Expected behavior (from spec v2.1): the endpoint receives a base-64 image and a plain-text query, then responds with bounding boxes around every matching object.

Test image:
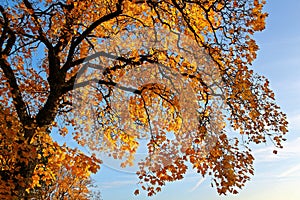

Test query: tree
[0,105,101,199]
[29,150,103,200]
[0,0,288,198]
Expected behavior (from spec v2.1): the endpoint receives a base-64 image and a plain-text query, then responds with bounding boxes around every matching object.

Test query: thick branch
[22,0,63,89]
[64,51,155,73]
[63,0,123,72]
[0,6,32,129]
[63,77,141,95]
[0,59,32,126]
[35,91,62,127]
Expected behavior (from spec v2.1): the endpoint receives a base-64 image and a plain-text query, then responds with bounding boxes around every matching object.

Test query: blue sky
[89,1,300,199]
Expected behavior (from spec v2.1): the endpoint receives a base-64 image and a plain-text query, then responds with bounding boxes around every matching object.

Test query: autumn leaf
[0,0,288,198]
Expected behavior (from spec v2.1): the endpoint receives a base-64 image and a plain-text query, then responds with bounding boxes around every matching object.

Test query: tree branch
[62,77,141,95]
[64,0,123,72]
[0,6,32,129]
[23,0,53,49]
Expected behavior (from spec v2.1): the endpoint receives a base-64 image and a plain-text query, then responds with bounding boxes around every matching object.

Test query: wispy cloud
[99,180,137,189]
[190,177,206,192]
[253,137,300,163]
[277,164,300,178]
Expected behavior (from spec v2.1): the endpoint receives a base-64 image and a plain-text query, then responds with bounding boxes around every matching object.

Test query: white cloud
[278,164,300,178]
[99,180,137,189]
[190,177,206,192]
[253,137,300,163]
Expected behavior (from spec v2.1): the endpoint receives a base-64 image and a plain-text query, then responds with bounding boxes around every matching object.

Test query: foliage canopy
[0,0,287,198]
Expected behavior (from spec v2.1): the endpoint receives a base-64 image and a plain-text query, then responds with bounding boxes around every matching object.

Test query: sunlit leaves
[0,0,288,198]
[0,107,101,198]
